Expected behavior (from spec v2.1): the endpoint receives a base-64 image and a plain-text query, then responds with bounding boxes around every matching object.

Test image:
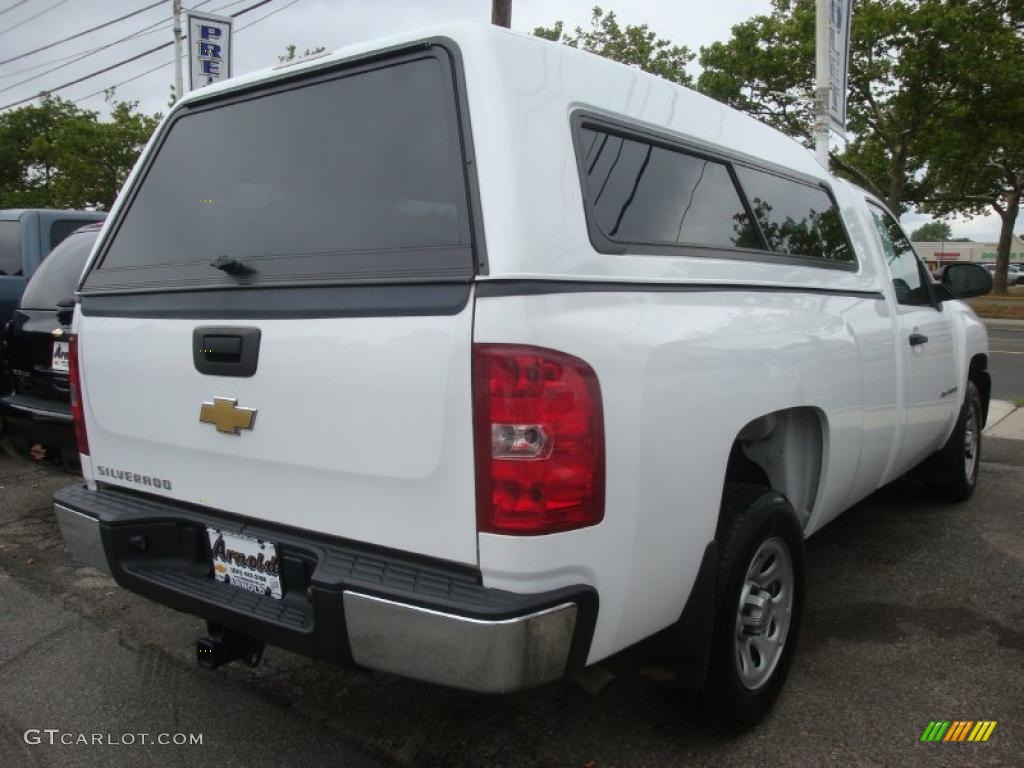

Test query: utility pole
[172,0,184,104]
[491,0,511,28]
[813,0,830,169]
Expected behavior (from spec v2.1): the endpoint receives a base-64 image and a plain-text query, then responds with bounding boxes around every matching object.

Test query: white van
[54,22,992,729]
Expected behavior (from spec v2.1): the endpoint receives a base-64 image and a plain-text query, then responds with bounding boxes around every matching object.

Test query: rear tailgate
[76,45,482,565]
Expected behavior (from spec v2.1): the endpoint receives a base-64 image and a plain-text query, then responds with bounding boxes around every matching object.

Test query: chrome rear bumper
[343,592,577,692]
[53,484,594,693]
[54,503,110,575]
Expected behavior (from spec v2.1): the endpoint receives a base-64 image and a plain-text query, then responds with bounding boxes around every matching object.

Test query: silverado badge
[199,397,257,435]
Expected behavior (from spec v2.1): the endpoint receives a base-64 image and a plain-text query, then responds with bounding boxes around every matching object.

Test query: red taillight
[473,344,604,535]
[68,334,89,456]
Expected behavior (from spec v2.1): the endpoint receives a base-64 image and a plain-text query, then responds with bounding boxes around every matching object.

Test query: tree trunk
[491,0,511,28]
[886,148,907,213]
[993,191,1019,295]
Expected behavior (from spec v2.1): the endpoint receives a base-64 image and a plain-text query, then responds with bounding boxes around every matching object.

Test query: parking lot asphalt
[985,321,1024,401]
[1,440,1022,768]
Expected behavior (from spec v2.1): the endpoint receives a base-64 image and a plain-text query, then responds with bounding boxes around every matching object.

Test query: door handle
[192,326,261,377]
[909,332,929,347]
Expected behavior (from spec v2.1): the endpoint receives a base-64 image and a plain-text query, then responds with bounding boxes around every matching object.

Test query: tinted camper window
[86,51,473,293]
[579,128,759,250]
[734,166,853,264]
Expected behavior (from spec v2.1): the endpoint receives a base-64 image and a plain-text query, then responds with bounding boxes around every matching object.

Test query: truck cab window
[868,203,930,306]
[0,220,23,275]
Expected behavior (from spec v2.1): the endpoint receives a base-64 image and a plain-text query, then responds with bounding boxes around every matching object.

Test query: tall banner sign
[823,0,852,135]
[187,11,232,91]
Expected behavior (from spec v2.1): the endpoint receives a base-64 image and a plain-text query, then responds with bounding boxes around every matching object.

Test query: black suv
[1,223,100,466]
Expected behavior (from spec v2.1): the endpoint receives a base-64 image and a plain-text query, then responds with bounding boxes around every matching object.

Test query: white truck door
[866,202,958,475]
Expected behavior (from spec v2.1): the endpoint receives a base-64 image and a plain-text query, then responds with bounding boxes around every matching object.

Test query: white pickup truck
[53,23,993,729]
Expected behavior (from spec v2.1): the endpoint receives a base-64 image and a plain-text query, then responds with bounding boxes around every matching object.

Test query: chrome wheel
[963,400,980,482]
[734,537,794,690]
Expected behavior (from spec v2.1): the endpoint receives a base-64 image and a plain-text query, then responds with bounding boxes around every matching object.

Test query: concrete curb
[985,400,1023,439]
[980,318,1024,328]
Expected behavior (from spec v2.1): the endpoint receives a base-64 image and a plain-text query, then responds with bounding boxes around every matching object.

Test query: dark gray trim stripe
[474,279,884,300]
[80,283,472,319]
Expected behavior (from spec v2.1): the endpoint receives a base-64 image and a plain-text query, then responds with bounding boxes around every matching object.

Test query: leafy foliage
[0,95,159,210]
[918,1,1024,292]
[698,0,992,214]
[278,44,327,64]
[698,1,816,142]
[910,221,954,242]
[534,7,694,86]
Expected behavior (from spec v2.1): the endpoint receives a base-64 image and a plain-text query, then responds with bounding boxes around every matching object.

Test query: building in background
[913,235,1024,269]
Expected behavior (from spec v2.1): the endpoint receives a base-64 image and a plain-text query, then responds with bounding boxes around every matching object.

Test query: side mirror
[941,263,992,299]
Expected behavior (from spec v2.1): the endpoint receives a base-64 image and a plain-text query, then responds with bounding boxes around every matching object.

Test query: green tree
[699,0,995,214]
[0,95,160,210]
[697,2,816,144]
[53,99,161,210]
[919,4,1024,293]
[534,7,694,86]
[910,221,953,241]
[0,95,83,207]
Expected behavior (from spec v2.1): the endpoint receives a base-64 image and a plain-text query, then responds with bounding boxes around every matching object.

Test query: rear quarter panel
[474,288,892,663]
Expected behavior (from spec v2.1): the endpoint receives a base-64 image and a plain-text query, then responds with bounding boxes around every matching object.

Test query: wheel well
[969,354,991,427]
[722,407,825,531]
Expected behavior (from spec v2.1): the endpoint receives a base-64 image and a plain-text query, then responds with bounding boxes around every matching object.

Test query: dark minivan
[1,223,101,466]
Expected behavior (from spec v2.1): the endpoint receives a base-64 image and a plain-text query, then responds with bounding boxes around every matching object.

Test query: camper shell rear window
[82,45,476,295]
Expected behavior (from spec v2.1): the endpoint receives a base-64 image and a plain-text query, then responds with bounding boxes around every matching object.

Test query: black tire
[688,484,805,731]
[926,380,982,502]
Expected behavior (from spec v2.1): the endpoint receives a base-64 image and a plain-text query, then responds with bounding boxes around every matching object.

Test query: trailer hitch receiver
[197,623,265,670]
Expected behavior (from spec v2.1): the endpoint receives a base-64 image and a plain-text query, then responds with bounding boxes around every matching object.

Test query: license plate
[51,341,69,372]
[207,528,282,600]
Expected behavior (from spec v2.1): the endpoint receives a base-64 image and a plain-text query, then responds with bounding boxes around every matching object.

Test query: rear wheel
[689,484,805,730]
[926,380,982,502]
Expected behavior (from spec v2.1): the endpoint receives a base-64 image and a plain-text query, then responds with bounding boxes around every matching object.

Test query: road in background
[1,441,1022,767]
[985,321,1024,401]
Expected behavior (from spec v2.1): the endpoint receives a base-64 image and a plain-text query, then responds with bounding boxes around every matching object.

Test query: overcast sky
[0,0,1015,240]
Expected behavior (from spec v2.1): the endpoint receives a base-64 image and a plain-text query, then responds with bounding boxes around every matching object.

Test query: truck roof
[116,21,862,287]
[173,21,825,184]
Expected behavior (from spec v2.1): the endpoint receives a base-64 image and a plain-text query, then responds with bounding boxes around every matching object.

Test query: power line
[0,0,71,36]
[73,0,302,105]
[0,0,32,19]
[0,0,241,80]
[74,56,176,105]
[0,13,173,78]
[3,41,173,110]
[1,0,284,110]
[0,0,165,66]
[0,1,223,91]
[236,0,300,32]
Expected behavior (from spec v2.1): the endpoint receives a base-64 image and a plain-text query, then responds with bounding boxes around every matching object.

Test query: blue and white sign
[825,0,852,133]
[187,11,232,91]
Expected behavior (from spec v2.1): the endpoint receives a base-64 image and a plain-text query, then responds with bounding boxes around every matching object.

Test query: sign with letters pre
[187,11,232,91]
[825,0,852,134]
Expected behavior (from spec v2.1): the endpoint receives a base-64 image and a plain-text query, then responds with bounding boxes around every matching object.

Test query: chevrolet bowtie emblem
[199,397,257,435]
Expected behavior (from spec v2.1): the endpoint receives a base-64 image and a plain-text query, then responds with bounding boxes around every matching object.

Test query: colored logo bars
[920,721,997,742]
